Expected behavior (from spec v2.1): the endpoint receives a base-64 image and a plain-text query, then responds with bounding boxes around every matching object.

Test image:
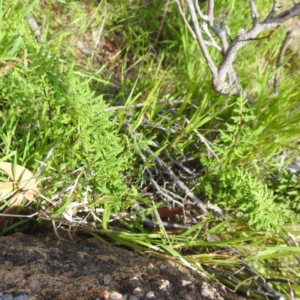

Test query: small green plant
[199,96,293,232]
[267,168,300,213]
[0,19,133,217]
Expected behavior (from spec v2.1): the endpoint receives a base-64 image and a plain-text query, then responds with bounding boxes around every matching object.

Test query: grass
[0,0,300,298]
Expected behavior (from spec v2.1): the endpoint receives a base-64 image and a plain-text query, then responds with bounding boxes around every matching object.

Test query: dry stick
[181,115,220,161]
[194,0,208,21]
[175,0,197,39]
[132,126,215,214]
[131,120,223,215]
[207,0,214,25]
[184,0,218,78]
[165,151,196,177]
[144,167,178,203]
[159,187,186,206]
[145,147,224,216]
[138,147,179,204]
[142,217,191,231]
[218,3,300,83]
[273,31,292,96]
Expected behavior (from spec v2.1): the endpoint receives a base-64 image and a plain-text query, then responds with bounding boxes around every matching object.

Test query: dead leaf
[0,162,39,192]
[0,162,40,225]
[0,182,17,199]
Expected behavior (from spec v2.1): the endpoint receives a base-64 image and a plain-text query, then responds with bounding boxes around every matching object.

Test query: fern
[66,72,133,210]
[199,96,292,232]
[0,24,133,214]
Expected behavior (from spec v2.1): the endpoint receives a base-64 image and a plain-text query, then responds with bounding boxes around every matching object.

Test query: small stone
[145,290,155,299]
[133,287,143,297]
[97,290,109,299]
[159,264,168,270]
[158,279,169,291]
[109,291,124,300]
[103,274,112,285]
[181,280,192,287]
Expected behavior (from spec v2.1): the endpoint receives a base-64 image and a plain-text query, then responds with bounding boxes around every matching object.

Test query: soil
[0,231,252,300]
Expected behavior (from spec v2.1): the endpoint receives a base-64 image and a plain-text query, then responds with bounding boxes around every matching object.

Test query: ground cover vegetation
[0,0,300,298]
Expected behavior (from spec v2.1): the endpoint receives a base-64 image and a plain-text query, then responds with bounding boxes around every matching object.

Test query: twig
[175,0,196,39]
[0,212,38,218]
[202,22,222,51]
[142,217,191,230]
[247,25,281,41]
[181,115,220,161]
[165,151,196,176]
[144,166,178,203]
[279,233,300,265]
[185,0,218,78]
[138,145,179,203]
[266,0,281,19]
[145,147,224,216]
[249,0,259,25]
[194,0,209,21]
[207,0,215,27]
[130,125,224,215]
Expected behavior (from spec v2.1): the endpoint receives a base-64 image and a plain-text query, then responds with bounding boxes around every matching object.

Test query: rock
[0,231,251,300]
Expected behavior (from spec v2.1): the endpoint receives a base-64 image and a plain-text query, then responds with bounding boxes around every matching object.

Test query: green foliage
[1,1,300,298]
[199,96,293,232]
[267,169,300,213]
[66,73,133,208]
[0,19,133,214]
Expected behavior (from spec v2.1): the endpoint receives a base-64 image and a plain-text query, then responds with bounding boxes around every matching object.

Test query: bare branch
[178,1,300,100]
[175,0,196,38]
[218,17,229,52]
[206,3,229,53]
[207,0,215,27]
[219,4,300,81]
[185,0,218,77]
[267,0,281,19]
[249,0,260,25]
[194,0,209,21]
[267,4,300,23]
[202,22,222,51]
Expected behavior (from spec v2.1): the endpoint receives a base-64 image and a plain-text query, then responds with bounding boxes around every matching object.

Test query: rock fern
[200,97,291,232]
[0,26,133,213]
